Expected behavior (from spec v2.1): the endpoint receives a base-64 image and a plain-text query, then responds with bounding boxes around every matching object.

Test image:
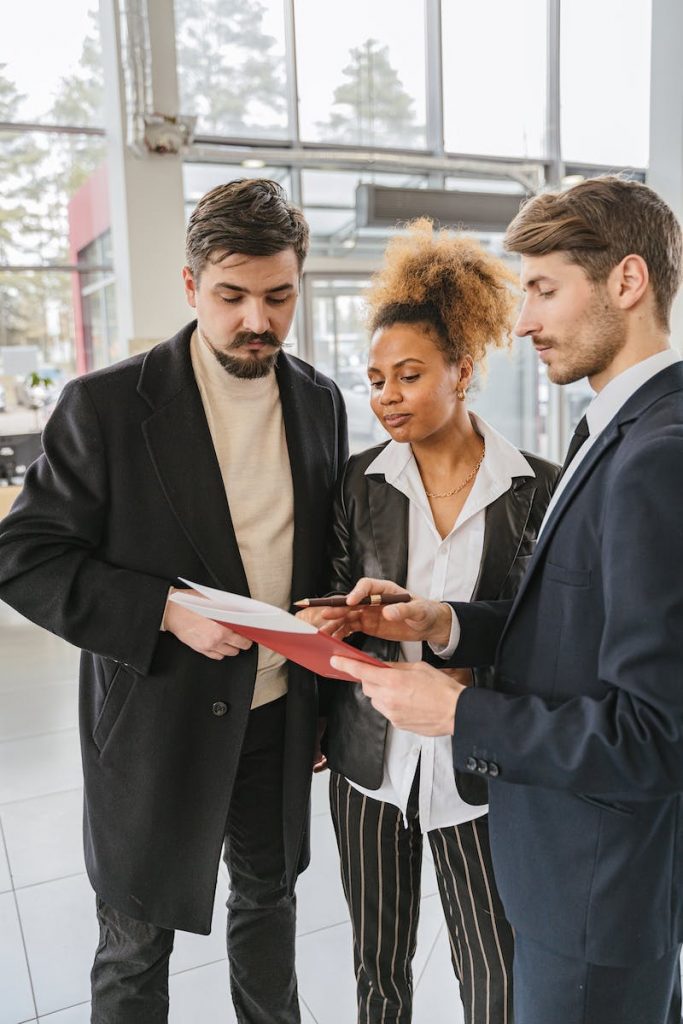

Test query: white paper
[170,579,317,634]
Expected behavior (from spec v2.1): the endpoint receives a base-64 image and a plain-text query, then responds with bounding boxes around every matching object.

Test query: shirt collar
[365,412,535,491]
[585,348,681,436]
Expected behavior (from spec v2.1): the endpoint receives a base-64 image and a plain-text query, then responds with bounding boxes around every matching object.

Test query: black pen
[294,593,411,608]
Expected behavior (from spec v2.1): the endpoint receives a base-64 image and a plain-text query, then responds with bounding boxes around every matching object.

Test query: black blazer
[441,362,683,966]
[322,438,558,803]
[0,322,348,934]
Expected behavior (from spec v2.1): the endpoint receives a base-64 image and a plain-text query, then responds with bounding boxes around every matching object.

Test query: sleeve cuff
[428,605,461,659]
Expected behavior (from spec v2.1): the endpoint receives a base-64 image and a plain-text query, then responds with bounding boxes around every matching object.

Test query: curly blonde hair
[366,218,518,366]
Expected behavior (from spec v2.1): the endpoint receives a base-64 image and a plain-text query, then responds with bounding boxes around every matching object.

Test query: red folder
[210,620,384,682]
[169,580,386,682]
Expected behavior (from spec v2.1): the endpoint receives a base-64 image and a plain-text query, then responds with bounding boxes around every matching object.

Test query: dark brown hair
[504,176,683,329]
[366,218,518,366]
[185,178,309,279]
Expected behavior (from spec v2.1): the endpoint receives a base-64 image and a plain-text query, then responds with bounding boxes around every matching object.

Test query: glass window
[441,0,547,159]
[307,276,386,452]
[0,1,104,126]
[175,0,289,139]
[0,133,107,265]
[470,342,547,457]
[561,0,651,167]
[295,0,427,149]
[182,163,291,212]
[301,169,428,256]
[0,270,77,371]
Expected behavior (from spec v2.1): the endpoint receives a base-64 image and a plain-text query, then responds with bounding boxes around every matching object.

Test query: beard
[206,330,282,379]
[541,290,627,386]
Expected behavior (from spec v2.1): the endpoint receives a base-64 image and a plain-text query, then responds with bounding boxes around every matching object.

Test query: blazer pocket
[577,794,635,816]
[92,665,136,754]
[546,562,592,588]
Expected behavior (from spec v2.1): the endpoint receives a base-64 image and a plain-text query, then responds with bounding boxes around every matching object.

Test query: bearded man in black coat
[0,179,347,1024]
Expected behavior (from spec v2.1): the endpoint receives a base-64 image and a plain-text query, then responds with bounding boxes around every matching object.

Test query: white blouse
[347,413,535,832]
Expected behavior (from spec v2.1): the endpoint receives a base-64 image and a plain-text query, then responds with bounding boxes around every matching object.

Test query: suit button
[465,756,477,771]
[476,759,489,774]
[212,701,229,717]
[488,762,500,777]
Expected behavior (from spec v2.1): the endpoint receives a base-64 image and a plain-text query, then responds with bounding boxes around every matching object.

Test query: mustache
[532,336,555,348]
[231,331,281,349]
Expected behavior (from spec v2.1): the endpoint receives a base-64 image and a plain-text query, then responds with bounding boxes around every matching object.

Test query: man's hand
[313,717,328,773]
[163,588,253,660]
[330,656,466,736]
[316,578,453,645]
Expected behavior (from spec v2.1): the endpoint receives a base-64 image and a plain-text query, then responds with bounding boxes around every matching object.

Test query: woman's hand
[315,577,454,645]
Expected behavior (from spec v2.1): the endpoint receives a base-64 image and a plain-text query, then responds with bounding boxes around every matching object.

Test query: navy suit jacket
[440,361,683,966]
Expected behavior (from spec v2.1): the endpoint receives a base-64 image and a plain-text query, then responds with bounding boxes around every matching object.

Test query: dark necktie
[558,414,590,482]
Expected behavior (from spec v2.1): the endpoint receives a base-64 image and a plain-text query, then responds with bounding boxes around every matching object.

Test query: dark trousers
[90,695,300,1024]
[330,771,514,1024]
[513,933,682,1024]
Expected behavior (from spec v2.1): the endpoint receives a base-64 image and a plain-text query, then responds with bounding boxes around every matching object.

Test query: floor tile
[170,871,230,975]
[413,893,449,984]
[0,830,12,893]
[0,683,79,742]
[38,1006,89,1023]
[296,811,350,936]
[0,730,82,805]
[310,769,330,818]
[16,874,97,1017]
[296,920,357,1024]
[169,961,235,1023]
[0,891,36,1024]
[413,925,464,1024]
[0,606,79,696]
[1,790,84,890]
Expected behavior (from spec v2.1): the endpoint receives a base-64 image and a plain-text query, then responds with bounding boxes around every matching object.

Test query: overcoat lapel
[276,353,340,602]
[367,476,409,587]
[138,323,250,595]
[472,479,534,599]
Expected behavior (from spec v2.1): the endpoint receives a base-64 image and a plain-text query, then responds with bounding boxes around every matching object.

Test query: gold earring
[456,387,466,401]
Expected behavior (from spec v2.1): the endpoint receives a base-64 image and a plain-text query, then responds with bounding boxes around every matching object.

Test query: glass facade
[175,0,289,140]
[442,0,548,158]
[295,0,427,149]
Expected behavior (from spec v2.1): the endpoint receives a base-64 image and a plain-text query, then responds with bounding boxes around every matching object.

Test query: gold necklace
[423,439,486,499]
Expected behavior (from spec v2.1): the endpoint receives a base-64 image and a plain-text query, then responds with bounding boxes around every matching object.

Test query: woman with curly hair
[311,220,559,1024]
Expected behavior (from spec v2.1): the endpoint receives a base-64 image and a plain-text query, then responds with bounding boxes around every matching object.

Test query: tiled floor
[0,600,464,1024]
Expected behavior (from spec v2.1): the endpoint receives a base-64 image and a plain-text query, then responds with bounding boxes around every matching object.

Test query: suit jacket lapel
[500,425,619,639]
[367,476,409,587]
[138,323,250,594]
[472,479,535,600]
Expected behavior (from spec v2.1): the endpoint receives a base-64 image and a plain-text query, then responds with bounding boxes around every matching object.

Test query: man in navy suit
[331,177,683,1024]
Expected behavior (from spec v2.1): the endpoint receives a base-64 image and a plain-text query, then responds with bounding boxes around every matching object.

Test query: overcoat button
[488,762,500,777]
[476,759,489,774]
[212,701,228,717]
[465,756,477,771]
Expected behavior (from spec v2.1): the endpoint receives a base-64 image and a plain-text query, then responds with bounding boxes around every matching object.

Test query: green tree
[320,39,421,148]
[0,67,52,348]
[175,0,286,137]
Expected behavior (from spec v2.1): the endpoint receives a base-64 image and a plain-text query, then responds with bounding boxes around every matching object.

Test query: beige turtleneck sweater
[191,331,294,709]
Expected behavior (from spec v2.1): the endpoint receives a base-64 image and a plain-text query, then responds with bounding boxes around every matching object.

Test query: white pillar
[648,0,683,351]
[99,0,189,356]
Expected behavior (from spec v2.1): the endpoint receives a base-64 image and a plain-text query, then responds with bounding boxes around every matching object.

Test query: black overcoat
[0,321,348,934]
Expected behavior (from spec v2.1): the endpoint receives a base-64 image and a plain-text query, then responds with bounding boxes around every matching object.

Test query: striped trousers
[330,772,514,1024]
